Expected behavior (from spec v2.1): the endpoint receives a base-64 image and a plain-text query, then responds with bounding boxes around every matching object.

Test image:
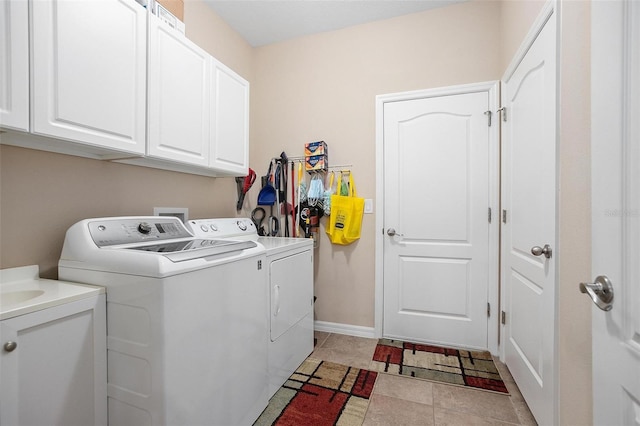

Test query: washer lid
[126,239,257,262]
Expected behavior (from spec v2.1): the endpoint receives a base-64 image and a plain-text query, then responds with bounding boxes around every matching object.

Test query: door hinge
[487,302,491,317]
[484,110,492,127]
[257,260,262,270]
[502,209,507,224]
[488,207,492,224]
[501,311,506,325]
[497,106,507,122]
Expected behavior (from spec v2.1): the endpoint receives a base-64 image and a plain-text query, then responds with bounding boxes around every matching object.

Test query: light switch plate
[364,199,373,214]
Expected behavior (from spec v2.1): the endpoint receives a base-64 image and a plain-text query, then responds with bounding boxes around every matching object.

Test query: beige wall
[250,0,502,327]
[0,0,253,278]
[500,0,546,71]
[184,0,253,81]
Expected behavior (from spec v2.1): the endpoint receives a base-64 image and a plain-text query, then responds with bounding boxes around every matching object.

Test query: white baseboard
[314,320,376,338]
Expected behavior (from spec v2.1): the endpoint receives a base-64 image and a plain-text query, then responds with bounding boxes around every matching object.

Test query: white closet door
[501,7,557,425]
[382,86,495,350]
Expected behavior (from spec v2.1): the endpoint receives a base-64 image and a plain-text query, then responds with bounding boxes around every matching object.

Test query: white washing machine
[187,218,314,398]
[58,216,268,426]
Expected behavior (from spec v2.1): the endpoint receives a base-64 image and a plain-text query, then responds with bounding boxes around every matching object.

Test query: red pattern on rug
[277,384,349,426]
[371,339,508,394]
[254,359,378,426]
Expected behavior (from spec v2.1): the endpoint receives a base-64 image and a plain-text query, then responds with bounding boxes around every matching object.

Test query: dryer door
[270,250,313,341]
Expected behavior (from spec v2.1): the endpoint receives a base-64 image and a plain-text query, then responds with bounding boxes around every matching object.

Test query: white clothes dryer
[58,216,268,426]
[187,218,314,398]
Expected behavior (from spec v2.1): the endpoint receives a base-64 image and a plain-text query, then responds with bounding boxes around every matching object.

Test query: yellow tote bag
[326,173,364,245]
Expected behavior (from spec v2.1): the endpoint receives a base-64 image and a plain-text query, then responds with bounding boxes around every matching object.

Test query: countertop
[1,265,104,320]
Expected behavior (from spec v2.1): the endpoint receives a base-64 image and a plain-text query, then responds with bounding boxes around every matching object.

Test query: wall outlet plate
[364,199,373,214]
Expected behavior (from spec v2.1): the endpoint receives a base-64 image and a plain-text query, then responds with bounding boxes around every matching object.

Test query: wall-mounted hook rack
[328,164,352,171]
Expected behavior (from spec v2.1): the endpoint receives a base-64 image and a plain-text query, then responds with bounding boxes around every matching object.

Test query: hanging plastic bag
[322,171,335,216]
[339,174,349,196]
[326,172,364,245]
[307,173,324,207]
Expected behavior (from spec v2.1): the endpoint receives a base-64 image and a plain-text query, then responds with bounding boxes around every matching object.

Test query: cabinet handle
[4,341,17,352]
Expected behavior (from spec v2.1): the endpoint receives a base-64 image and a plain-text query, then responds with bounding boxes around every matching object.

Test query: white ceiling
[203,0,466,47]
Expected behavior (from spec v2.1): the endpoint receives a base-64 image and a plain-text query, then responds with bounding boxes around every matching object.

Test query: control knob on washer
[138,222,152,234]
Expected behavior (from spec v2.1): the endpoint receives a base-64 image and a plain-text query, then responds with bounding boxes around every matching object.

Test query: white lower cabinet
[0,295,107,426]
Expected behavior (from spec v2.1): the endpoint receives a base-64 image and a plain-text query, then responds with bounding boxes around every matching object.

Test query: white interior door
[591,1,640,424]
[381,83,497,350]
[500,7,556,426]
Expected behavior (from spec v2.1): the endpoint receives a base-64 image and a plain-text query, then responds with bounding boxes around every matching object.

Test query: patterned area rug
[254,358,378,426]
[369,338,508,394]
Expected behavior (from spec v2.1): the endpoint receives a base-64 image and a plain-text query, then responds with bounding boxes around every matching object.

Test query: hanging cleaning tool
[298,162,307,203]
[297,162,305,236]
[257,161,277,205]
[274,162,282,236]
[291,161,296,237]
[236,168,256,211]
[258,160,278,235]
[235,177,244,210]
[279,152,290,237]
[251,207,267,236]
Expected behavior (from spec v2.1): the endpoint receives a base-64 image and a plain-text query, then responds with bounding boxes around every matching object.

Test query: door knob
[531,244,552,259]
[387,228,404,237]
[3,341,17,352]
[579,275,614,311]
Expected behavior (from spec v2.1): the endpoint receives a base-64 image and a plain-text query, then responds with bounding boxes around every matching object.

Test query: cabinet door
[210,60,249,175]
[0,295,107,426]
[31,0,146,154]
[148,15,211,167]
[0,0,29,131]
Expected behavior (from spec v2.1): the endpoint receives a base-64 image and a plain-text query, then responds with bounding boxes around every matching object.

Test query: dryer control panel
[88,217,192,247]
[187,218,257,240]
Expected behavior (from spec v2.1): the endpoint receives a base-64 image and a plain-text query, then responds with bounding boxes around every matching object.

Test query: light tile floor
[311,331,538,426]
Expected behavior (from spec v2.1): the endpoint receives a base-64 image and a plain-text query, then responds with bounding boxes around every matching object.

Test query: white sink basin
[0,265,103,320]
[1,289,46,307]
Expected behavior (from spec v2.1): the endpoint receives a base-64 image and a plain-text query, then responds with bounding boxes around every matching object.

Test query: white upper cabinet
[210,59,250,175]
[2,0,249,176]
[147,14,211,167]
[31,0,146,155]
[0,0,29,131]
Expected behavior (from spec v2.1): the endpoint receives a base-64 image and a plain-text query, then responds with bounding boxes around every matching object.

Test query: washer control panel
[88,217,192,247]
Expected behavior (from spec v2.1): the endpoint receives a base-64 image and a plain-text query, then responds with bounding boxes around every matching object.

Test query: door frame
[374,81,501,354]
